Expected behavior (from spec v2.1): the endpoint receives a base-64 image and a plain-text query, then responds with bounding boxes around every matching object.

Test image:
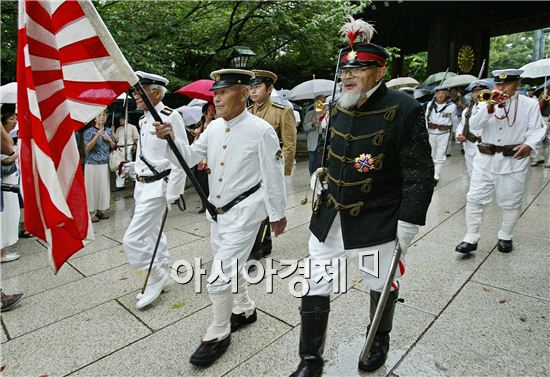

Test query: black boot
[289,295,330,377]
[358,289,399,372]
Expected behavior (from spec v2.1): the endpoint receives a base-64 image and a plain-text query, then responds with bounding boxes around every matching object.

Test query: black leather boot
[289,295,330,377]
[358,289,399,372]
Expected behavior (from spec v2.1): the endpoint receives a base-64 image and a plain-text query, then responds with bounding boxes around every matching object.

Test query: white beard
[337,92,368,109]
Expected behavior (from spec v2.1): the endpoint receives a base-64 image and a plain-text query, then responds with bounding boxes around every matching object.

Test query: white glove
[310,167,328,196]
[165,194,179,212]
[397,220,419,252]
[122,161,135,175]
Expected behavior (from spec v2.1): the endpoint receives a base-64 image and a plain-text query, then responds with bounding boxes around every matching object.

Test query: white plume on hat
[339,16,376,47]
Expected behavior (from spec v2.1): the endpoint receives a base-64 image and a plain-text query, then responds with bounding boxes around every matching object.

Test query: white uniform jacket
[456,103,482,138]
[173,109,286,231]
[470,93,546,174]
[425,101,457,135]
[134,101,188,202]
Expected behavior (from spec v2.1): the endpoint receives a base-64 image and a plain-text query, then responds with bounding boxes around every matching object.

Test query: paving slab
[72,305,291,377]
[0,302,151,377]
[394,281,549,377]
[227,288,435,377]
[1,264,143,338]
[1,263,82,298]
[472,233,550,300]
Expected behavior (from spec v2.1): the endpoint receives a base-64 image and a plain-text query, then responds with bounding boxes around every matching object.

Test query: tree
[489,30,550,72]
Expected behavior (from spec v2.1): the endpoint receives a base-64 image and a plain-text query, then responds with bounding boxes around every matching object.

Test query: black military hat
[492,69,523,83]
[135,71,169,87]
[339,17,389,69]
[249,70,277,86]
[209,69,254,90]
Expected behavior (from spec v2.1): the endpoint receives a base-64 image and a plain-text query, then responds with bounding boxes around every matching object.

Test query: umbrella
[386,77,419,89]
[188,98,207,107]
[175,105,203,125]
[288,79,336,101]
[420,71,457,87]
[271,89,293,109]
[520,58,550,79]
[441,74,477,88]
[175,79,214,101]
[1,82,17,103]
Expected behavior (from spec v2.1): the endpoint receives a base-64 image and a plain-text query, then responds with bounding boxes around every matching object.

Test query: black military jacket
[310,83,434,249]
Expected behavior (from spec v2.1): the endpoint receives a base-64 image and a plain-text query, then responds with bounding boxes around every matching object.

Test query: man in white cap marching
[425,86,457,184]
[455,69,546,254]
[155,68,287,367]
[122,71,188,309]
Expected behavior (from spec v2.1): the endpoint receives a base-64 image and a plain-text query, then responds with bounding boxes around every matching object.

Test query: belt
[215,182,261,215]
[136,169,171,183]
[428,123,451,132]
[477,143,518,157]
[465,132,482,143]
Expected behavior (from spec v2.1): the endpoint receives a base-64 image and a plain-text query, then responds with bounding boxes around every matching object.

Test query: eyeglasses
[338,66,377,78]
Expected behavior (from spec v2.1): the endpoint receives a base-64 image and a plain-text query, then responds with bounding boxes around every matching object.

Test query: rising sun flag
[17,0,139,272]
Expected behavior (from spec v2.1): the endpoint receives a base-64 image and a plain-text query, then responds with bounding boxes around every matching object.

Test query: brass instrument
[478,89,509,105]
[314,100,328,113]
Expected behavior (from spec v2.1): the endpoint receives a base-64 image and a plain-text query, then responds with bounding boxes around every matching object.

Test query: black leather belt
[216,182,261,214]
[136,169,171,183]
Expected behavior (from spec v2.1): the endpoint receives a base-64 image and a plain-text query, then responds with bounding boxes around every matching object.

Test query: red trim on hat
[341,52,386,65]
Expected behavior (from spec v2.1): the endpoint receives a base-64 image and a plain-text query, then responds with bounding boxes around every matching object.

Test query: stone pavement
[1,154,549,377]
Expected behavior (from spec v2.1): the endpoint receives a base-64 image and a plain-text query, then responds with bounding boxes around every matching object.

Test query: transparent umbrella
[0,82,17,103]
[520,58,550,79]
[288,79,337,101]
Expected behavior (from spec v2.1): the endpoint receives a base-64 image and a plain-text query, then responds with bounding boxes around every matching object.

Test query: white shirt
[425,101,457,135]
[134,101,188,201]
[173,109,286,231]
[470,93,546,174]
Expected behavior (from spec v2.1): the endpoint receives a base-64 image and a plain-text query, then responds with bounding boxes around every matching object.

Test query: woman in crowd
[1,110,20,263]
[192,102,215,213]
[83,111,115,223]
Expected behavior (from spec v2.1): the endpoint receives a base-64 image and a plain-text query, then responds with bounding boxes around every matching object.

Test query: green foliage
[489,30,550,71]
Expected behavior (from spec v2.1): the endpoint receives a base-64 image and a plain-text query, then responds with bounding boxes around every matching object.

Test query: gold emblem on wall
[457,45,475,73]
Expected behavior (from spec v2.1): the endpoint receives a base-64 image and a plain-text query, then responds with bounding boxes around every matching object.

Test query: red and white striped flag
[17,0,139,272]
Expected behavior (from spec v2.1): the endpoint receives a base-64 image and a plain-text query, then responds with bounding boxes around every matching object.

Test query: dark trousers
[308,151,319,175]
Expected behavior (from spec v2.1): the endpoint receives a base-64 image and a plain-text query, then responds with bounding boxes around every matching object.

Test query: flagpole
[132,82,218,221]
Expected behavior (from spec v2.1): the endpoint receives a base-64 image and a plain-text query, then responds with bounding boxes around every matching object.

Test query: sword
[358,239,403,362]
[141,205,169,294]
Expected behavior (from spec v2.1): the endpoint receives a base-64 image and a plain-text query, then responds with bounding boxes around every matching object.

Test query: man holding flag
[122,71,188,309]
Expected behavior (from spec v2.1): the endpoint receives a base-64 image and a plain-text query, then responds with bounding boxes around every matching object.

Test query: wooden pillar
[427,18,450,74]
[391,53,404,78]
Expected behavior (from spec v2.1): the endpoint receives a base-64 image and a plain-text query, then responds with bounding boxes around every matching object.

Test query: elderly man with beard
[289,18,434,377]
[155,69,287,367]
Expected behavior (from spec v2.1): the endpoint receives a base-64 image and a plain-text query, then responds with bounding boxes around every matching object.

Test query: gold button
[223,145,227,149]
[220,162,224,166]
[216,195,220,199]
[225,127,230,132]
[218,177,223,182]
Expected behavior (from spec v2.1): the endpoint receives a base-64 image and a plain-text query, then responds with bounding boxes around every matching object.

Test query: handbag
[108,148,126,172]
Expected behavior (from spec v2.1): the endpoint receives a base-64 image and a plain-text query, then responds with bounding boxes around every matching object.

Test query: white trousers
[203,222,259,341]
[429,133,449,180]
[123,196,169,269]
[463,166,528,243]
[463,141,478,177]
[428,132,449,179]
[307,215,405,295]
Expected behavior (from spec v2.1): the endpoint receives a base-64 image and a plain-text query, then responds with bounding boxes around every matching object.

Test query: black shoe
[1,291,24,312]
[231,309,257,332]
[358,331,390,372]
[189,336,230,367]
[497,239,513,253]
[455,241,477,254]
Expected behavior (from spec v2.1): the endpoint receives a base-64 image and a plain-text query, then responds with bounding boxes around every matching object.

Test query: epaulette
[271,102,286,110]
[160,107,173,115]
[247,104,254,110]
[139,115,145,120]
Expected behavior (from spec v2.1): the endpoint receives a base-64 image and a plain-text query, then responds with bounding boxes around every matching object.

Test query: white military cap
[492,69,523,83]
[135,71,169,87]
